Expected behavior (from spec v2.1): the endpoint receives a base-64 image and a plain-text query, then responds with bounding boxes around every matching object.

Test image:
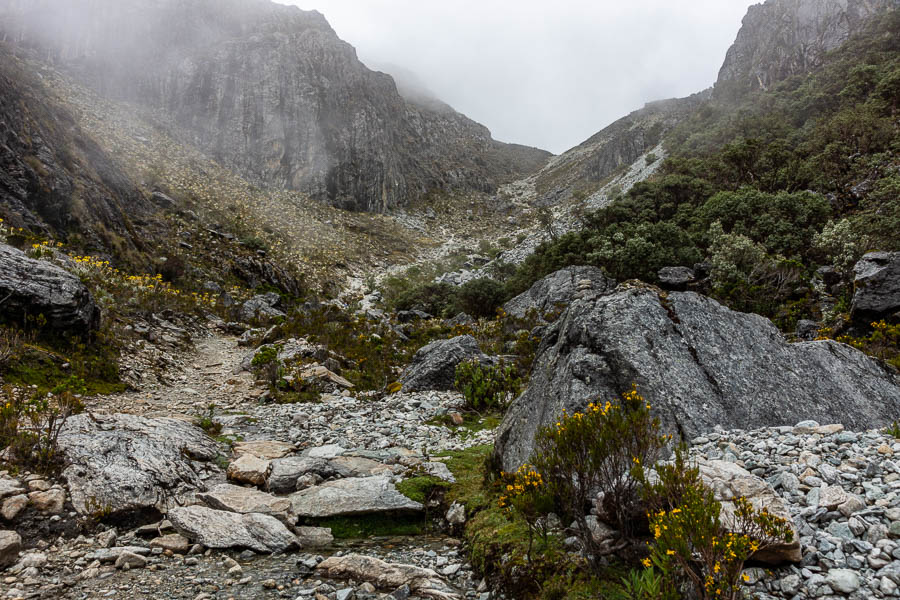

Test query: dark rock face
[657,266,696,290]
[502,266,615,323]
[716,0,899,95]
[239,293,286,323]
[851,252,900,319]
[0,0,549,212]
[400,335,492,392]
[0,243,100,332]
[494,283,900,471]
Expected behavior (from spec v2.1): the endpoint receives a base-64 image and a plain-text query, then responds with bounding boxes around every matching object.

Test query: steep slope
[716,0,900,96]
[0,0,549,212]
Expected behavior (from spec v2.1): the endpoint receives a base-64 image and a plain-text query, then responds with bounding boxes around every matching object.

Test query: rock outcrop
[0,243,100,332]
[494,283,900,471]
[58,413,220,515]
[502,266,614,323]
[851,251,900,319]
[0,0,549,212]
[289,476,423,518]
[716,0,900,96]
[399,335,493,392]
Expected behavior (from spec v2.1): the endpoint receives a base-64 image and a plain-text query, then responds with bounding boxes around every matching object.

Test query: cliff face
[716,0,900,94]
[0,0,549,212]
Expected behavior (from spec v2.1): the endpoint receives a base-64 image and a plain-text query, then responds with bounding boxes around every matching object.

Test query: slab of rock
[316,554,460,600]
[502,266,615,323]
[227,454,271,486]
[0,243,100,332]
[0,530,21,568]
[267,457,335,494]
[232,440,295,460]
[698,459,801,564]
[198,483,296,524]
[400,335,494,392]
[58,413,220,515]
[494,283,900,471]
[329,456,393,478]
[149,533,191,554]
[168,506,297,553]
[28,488,65,514]
[86,546,152,563]
[290,476,423,518]
[852,251,900,319]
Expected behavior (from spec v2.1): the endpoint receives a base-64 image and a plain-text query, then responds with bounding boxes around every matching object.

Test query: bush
[454,359,522,411]
[531,386,669,566]
[637,449,794,600]
[250,345,281,387]
[455,278,506,319]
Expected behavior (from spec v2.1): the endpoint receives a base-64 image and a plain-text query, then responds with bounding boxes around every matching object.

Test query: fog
[275,0,757,153]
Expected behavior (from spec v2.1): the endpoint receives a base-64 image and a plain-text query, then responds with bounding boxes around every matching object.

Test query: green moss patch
[396,476,451,504]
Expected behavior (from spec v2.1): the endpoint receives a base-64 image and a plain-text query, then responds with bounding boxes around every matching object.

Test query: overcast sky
[275,0,757,154]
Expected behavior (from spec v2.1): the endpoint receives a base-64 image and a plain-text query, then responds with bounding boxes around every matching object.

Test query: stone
[502,266,615,323]
[290,476,423,518]
[446,502,466,526]
[494,283,900,471]
[114,551,147,569]
[0,480,24,500]
[838,495,866,517]
[825,568,860,593]
[329,456,392,478]
[58,413,219,515]
[295,526,334,547]
[820,485,850,510]
[0,530,21,568]
[851,251,900,319]
[657,266,695,290]
[168,506,298,553]
[698,460,801,563]
[299,365,354,389]
[0,243,100,332]
[86,546,151,563]
[232,440,294,460]
[239,292,286,322]
[1,495,27,521]
[316,554,460,600]
[198,483,296,525]
[400,335,494,392]
[149,533,191,554]
[796,319,819,341]
[267,457,335,494]
[27,488,65,514]
[226,454,271,487]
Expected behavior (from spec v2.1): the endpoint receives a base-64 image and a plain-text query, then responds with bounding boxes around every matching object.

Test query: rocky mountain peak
[716,0,900,94]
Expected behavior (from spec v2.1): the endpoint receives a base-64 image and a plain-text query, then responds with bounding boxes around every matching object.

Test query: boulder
[290,476,423,518]
[494,283,900,471]
[399,335,493,392]
[198,483,296,525]
[698,459,801,564]
[58,413,219,515]
[0,243,100,332]
[329,456,394,478]
[232,440,295,460]
[267,456,335,494]
[168,505,297,553]
[0,530,21,568]
[657,266,696,290]
[502,266,614,323]
[226,454,271,486]
[239,292,286,322]
[316,554,459,600]
[149,533,191,554]
[852,251,900,319]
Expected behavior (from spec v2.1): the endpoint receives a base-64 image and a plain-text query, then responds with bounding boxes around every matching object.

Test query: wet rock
[400,335,494,392]
[290,476,423,518]
[168,506,298,553]
[0,243,100,332]
[57,413,219,515]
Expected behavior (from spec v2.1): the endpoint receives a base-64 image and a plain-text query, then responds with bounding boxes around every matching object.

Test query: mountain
[0,0,550,213]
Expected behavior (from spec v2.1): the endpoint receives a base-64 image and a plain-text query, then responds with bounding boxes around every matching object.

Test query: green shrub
[250,345,281,387]
[531,386,669,567]
[454,359,522,411]
[455,278,506,318]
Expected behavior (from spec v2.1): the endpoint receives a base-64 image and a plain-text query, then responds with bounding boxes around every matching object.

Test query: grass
[427,412,502,441]
[396,475,452,504]
[4,343,125,396]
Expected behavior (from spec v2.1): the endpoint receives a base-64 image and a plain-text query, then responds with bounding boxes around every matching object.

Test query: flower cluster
[498,464,544,510]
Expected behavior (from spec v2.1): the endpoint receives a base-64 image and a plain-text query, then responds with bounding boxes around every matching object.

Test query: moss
[5,346,125,395]
[396,475,451,504]
[309,513,425,538]
[437,444,495,511]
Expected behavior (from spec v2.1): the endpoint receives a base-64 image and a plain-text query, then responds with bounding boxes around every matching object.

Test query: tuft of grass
[396,475,451,504]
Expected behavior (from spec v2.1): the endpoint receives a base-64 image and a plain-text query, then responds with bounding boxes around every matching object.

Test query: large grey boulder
[494,283,900,471]
[0,243,100,332]
[167,506,297,553]
[502,266,615,323]
[290,476,422,518]
[197,483,296,525]
[267,457,335,494]
[400,335,492,392]
[852,251,900,319]
[58,413,220,515]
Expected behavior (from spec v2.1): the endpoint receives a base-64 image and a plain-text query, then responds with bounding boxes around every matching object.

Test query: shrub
[637,448,794,600]
[454,359,521,411]
[455,278,506,319]
[531,386,669,565]
[250,345,281,388]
